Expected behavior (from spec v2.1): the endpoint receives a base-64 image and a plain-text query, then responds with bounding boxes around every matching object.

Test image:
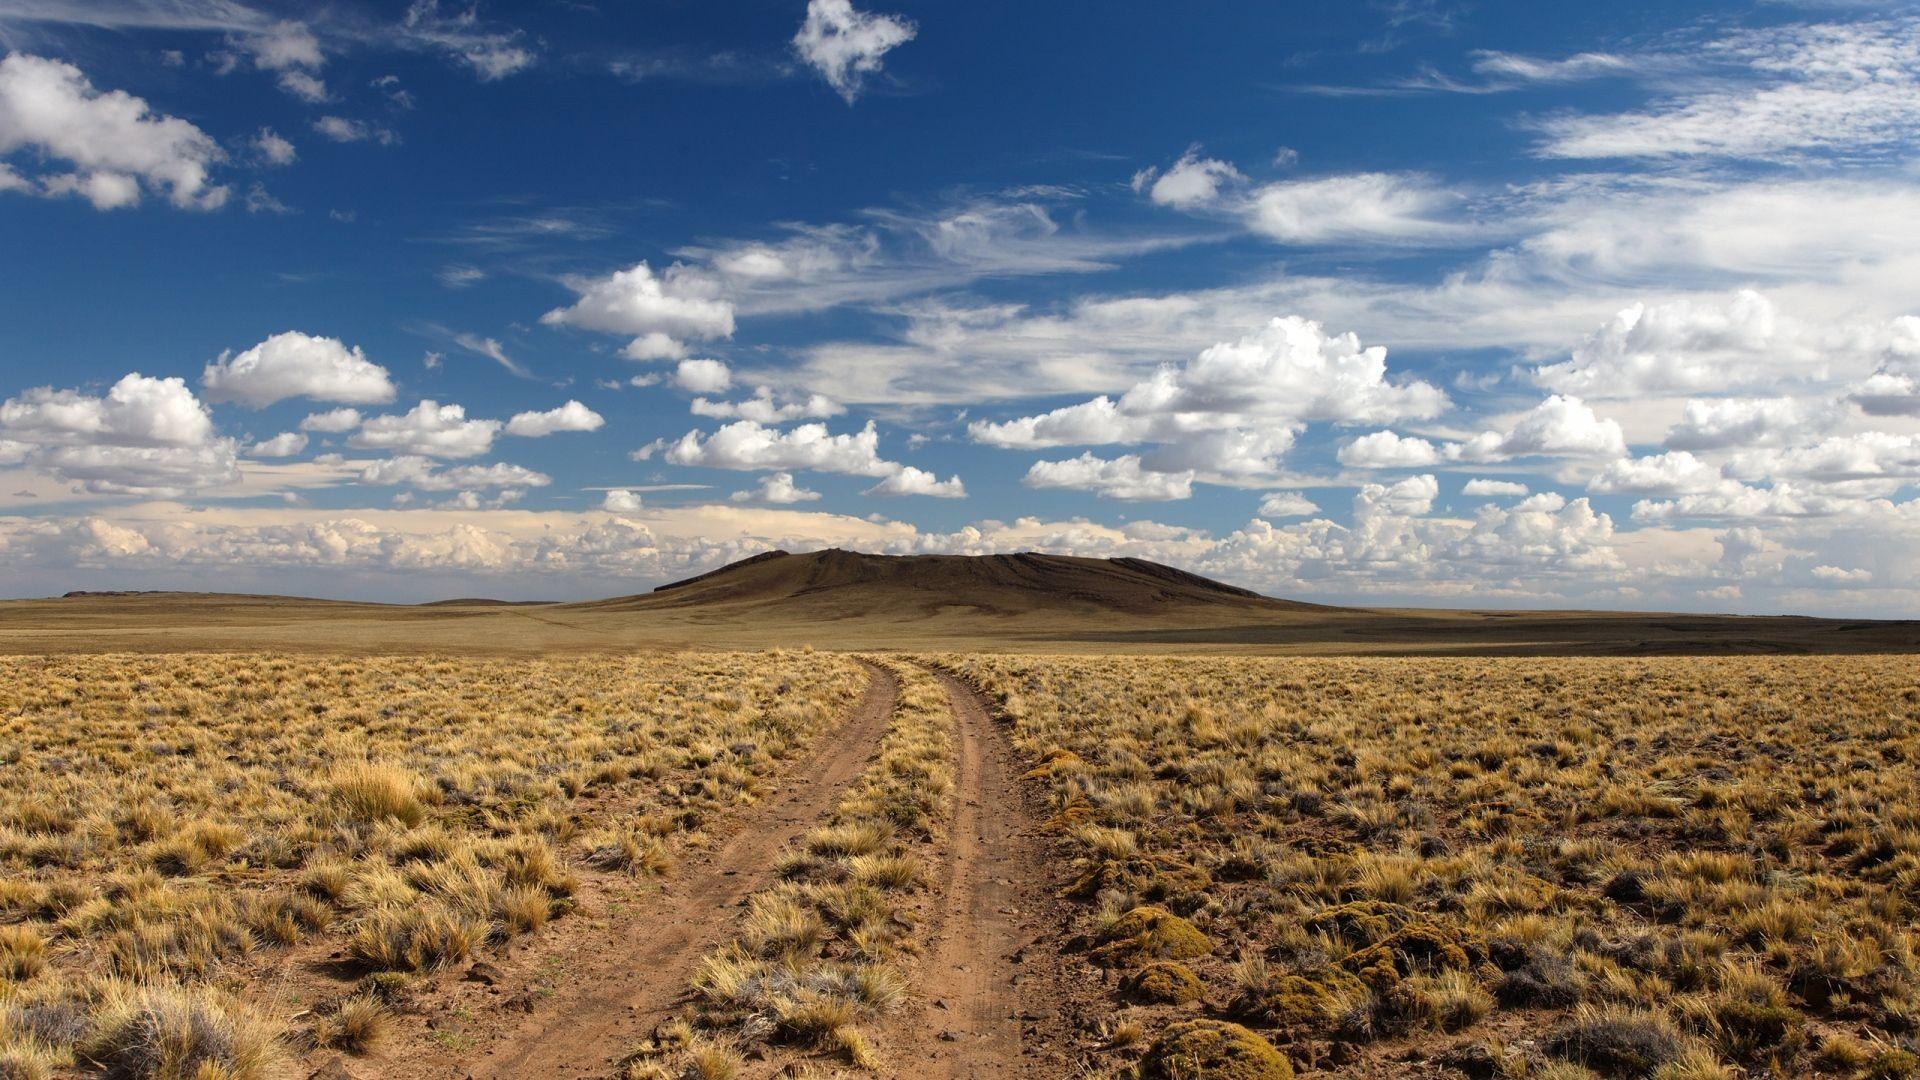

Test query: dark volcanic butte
[585,548,1328,617]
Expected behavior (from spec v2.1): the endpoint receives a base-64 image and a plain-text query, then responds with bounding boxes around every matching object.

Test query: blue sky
[3,0,1919,613]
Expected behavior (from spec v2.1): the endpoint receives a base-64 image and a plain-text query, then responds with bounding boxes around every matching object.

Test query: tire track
[894,663,1052,1078]
[369,660,900,1080]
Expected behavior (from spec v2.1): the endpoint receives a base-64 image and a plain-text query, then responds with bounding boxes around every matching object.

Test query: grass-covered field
[951,654,1920,1079]
[0,651,863,1078]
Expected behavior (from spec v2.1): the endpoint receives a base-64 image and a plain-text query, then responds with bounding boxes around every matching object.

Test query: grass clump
[81,983,279,1080]
[1124,961,1206,1005]
[1093,906,1212,965]
[1142,1019,1292,1080]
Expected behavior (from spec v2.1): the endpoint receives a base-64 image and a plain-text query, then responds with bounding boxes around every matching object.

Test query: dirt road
[368,661,901,1079]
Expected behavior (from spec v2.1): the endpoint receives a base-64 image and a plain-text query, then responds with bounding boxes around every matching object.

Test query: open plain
[2,552,1918,1079]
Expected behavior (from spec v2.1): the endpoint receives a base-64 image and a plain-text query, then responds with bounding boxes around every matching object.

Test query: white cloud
[540,261,735,360]
[1132,148,1245,210]
[1339,430,1442,468]
[1534,291,1909,400]
[865,465,965,498]
[505,400,604,438]
[359,455,549,492]
[253,127,296,166]
[300,407,363,433]
[601,488,643,513]
[248,431,308,457]
[1258,491,1320,518]
[400,0,537,81]
[1356,473,1439,517]
[1664,396,1840,451]
[729,472,820,504]
[225,20,327,100]
[1850,328,1920,415]
[1463,478,1529,497]
[690,387,843,424]
[1735,432,1920,486]
[0,53,227,210]
[202,331,397,407]
[1024,454,1194,501]
[1535,18,1920,162]
[793,0,916,104]
[663,419,892,476]
[1851,370,1920,417]
[971,316,1447,492]
[2,372,213,447]
[312,115,399,146]
[673,359,733,394]
[1248,173,1463,245]
[1812,564,1872,583]
[1588,450,1725,495]
[349,400,501,459]
[1469,50,1632,84]
[1453,395,1627,462]
[0,373,237,495]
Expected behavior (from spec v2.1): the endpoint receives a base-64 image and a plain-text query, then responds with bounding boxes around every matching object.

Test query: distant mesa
[582,547,1331,617]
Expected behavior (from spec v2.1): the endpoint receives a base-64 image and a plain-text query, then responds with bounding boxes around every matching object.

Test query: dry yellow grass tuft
[947,653,1920,1078]
[0,650,864,1077]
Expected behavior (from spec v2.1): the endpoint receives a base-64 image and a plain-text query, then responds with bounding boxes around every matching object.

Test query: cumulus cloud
[1538,292,1831,399]
[300,407,363,433]
[1025,454,1194,501]
[1452,395,1626,462]
[359,455,550,492]
[1131,148,1246,210]
[1258,491,1320,518]
[971,316,1447,493]
[1357,474,1440,518]
[729,472,820,504]
[601,489,643,513]
[662,419,891,476]
[1339,430,1442,468]
[349,400,500,458]
[1463,478,1529,497]
[1588,450,1725,496]
[0,53,228,210]
[1131,149,1465,246]
[504,400,605,438]
[673,359,733,394]
[201,331,397,408]
[540,261,735,361]
[690,387,844,424]
[1664,396,1839,451]
[793,0,916,104]
[0,373,237,495]
[248,432,308,457]
[865,465,965,498]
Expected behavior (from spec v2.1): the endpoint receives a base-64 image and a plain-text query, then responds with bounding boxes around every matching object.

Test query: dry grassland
[949,654,1920,1080]
[0,651,864,1079]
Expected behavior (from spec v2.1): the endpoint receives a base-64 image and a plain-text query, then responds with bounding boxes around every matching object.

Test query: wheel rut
[888,663,1057,1079]
[368,660,901,1080]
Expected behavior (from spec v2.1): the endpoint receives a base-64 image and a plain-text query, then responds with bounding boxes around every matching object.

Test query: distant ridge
[581,548,1326,617]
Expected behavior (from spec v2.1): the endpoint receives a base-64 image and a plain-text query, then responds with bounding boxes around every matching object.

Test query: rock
[308,1057,359,1080]
[465,961,505,986]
